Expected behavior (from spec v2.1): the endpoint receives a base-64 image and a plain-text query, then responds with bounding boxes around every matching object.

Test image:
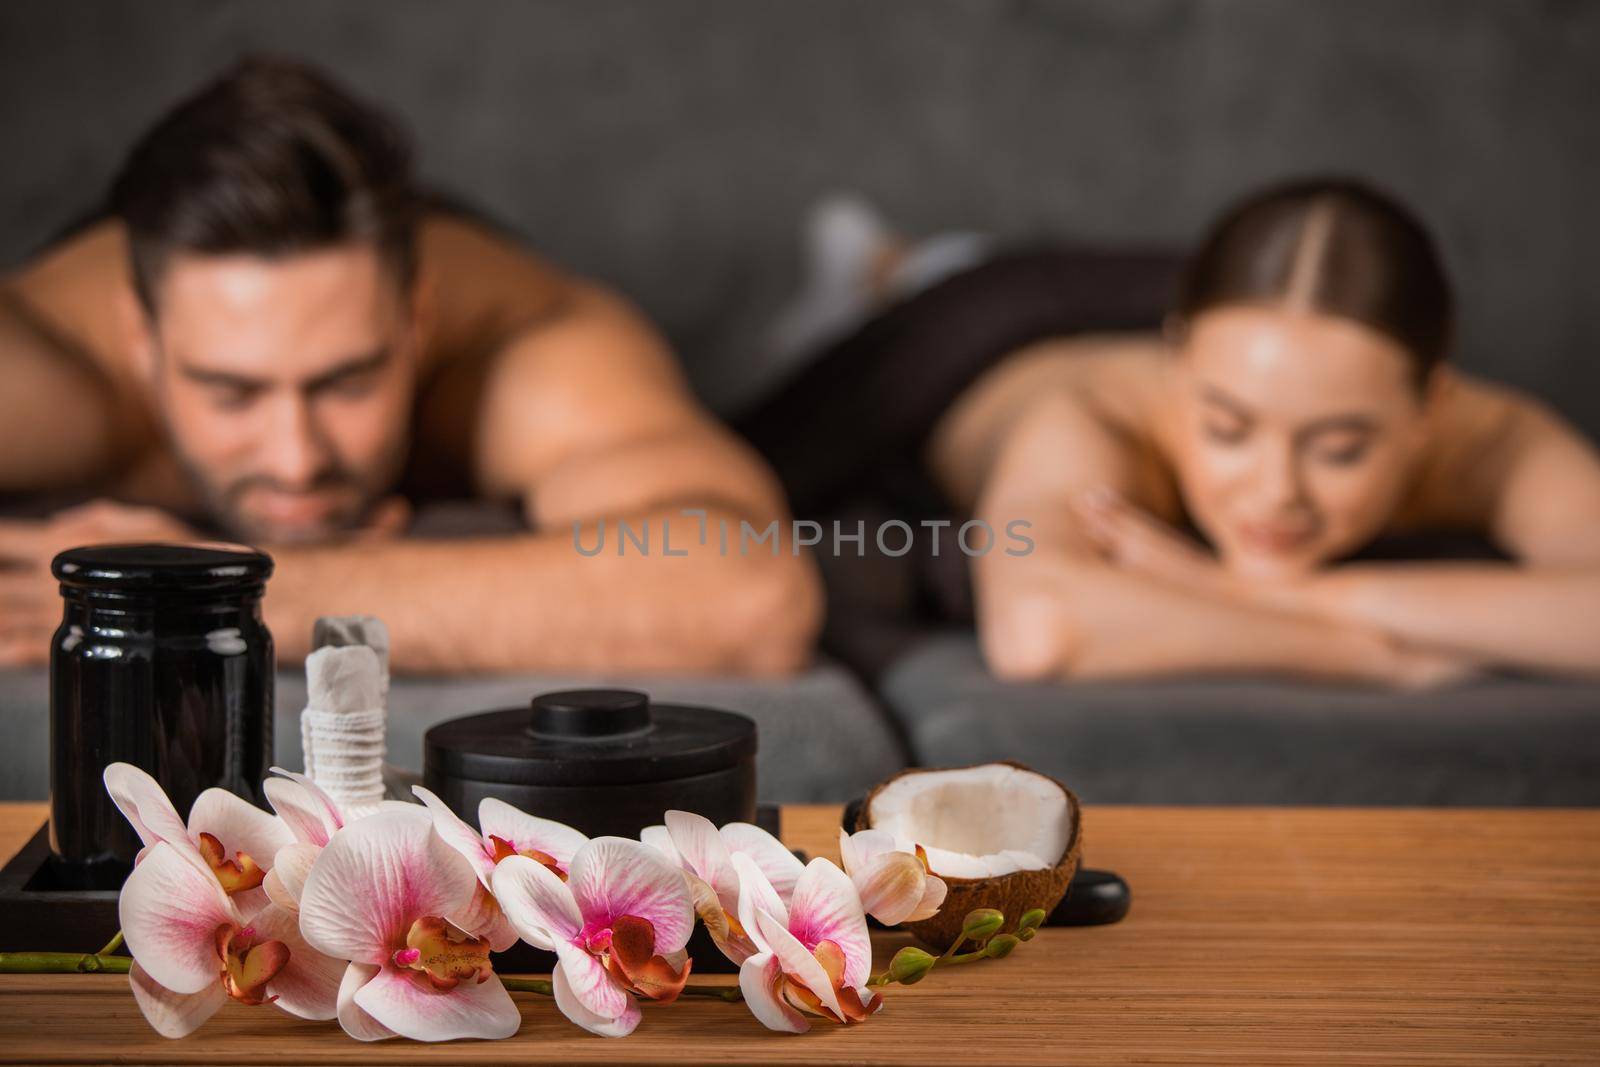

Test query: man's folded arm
[263,495,821,675]
[266,275,823,675]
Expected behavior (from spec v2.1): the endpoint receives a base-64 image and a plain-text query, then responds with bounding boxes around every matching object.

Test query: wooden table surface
[1,801,1596,1065]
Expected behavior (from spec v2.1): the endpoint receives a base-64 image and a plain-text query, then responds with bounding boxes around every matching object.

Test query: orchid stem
[0,952,132,974]
[674,984,744,1002]
[499,977,554,995]
[870,946,982,987]
[96,930,125,957]
[870,913,1033,987]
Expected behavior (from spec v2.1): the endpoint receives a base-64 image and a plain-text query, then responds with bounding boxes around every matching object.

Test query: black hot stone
[48,543,275,888]
[423,688,757,840]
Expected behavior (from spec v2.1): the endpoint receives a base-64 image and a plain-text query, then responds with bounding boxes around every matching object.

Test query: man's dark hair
[110,56,418,313]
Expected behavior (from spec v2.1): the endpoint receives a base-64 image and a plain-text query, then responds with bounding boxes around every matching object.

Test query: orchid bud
[985,933,1020,959]
[1017,908,1047,933]
[889,946,936,985]
[960,908,1005,942]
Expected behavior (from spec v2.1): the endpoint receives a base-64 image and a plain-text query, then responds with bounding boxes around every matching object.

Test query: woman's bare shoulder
[926,333,1174,511]
[1406,368,1600,531]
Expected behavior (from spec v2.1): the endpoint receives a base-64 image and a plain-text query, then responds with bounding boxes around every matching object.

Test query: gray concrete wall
[2,0,1596,429]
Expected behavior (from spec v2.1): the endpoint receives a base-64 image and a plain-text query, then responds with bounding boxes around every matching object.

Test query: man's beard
[172,438,408,545]
[212,473,370,544]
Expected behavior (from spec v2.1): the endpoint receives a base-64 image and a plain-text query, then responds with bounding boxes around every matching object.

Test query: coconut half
[856,761,1081,947]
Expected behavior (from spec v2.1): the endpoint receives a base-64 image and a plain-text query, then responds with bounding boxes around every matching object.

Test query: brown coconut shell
[855,760,1081,948]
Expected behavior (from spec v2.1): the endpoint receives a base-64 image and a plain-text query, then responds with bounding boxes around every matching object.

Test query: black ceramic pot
[422,689,757,838]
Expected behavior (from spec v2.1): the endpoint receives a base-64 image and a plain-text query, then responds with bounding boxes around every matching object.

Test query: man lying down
[0,57,819,674]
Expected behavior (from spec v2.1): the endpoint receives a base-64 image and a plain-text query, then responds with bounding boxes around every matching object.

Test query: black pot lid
[52,543,273,593]
[425,689,757,787]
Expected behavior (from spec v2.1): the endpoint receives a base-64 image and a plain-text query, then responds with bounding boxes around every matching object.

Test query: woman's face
[1172,305,1434,579]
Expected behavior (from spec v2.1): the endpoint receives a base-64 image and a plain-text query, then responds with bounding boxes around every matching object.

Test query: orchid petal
[411,786,495,884]
[611,915,691,1002]
[453,879,521,952]
[664,810,735,900]
[754,909,847,1023]
[490,854,580,950]
[838,827,901,873]
[720,822,804,901]
[738,951,809,1033]
[813,938,847,987]
[732,852,787,955]
[128,961,226,1039]
[189,795,287,922]
[910,873,948,922]
[265,768,343,847]
[353,966,520,1042]
[553,940,632,1022]
[103,763,192,857]
[478,797,588,870]
[838,982,884,1022]
[263,842,320,912]
[229,887,272,924]
[481,908,522,954]
[335,963,394,1041]
[569,837,694,954]
[837,827,862,873]
[552,958,640,1037]
[248,902,341,1020]
[187,789,292,873]
[639,824,678,863]
[788,858,872,988]
[119,842,238,995]
[298,808,472,965]
[687,872,754,965]
[852,851,930,927]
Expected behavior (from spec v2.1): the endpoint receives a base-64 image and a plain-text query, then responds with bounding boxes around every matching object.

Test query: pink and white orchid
[119,840,342,1037]
[492,837,693,1037]
[260,767,347,913]
[641,810,803,964]
[263,767,346,848]
[412,785,589,951]
[734,853,882,1033]
[838,828,948,925]
[260,767,416,912]
[296,807,521,1042]
[105,762,293,922]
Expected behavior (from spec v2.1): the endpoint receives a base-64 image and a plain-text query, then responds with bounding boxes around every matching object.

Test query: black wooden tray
[0,825,122,955]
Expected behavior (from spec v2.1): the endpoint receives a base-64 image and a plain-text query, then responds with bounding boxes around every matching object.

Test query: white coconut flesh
[866,764,1073,880]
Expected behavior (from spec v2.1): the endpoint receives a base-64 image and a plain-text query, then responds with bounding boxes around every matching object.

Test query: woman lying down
[741,178,1600,687]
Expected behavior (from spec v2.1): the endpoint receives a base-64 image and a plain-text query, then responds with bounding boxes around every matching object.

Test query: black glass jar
[49,543,275,888]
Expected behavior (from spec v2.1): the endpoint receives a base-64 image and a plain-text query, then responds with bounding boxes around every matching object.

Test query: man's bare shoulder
[466,273,705,498]
[5,219,133,374]
[415,211,572,356]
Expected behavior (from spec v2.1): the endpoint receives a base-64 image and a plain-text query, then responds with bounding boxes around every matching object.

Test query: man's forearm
[263,504,821,675]
[1304,563,1600,676]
